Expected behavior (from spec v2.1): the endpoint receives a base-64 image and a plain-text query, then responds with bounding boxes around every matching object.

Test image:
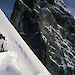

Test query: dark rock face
[23,0,34,8]
[11,0,75,75]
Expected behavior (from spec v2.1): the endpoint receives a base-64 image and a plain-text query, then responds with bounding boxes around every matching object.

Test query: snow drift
[0,9,51,75]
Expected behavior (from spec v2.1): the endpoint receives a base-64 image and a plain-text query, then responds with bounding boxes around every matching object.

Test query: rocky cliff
[10,0,75,75]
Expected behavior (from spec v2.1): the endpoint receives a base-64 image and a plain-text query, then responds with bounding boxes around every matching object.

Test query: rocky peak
[10,0,75,75]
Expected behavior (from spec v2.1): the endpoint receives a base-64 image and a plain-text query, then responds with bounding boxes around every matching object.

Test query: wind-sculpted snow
[0,9,51,75]
[0,51,21,75]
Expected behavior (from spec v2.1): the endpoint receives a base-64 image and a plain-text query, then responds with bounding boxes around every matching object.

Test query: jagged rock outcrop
[10,0,75,75]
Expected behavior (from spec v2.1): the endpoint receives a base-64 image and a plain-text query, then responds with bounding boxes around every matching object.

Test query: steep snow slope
[0,9,51,75]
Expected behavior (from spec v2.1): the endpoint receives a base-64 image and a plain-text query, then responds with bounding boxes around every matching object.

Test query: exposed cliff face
[11,0,75,75]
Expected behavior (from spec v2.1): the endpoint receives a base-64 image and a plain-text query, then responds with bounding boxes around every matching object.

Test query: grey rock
[10,0,75,75]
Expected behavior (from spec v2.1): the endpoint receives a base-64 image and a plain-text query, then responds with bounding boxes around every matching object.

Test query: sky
[64,0,75,16]
[0,0,75,19]
[0,0,16,19]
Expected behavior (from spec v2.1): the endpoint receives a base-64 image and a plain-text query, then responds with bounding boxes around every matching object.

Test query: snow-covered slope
[0,9,51,75]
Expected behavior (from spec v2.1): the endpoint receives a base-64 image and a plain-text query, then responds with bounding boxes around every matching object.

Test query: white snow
[0,9,51,75]
[45,25,52,33]
[38,5,41,9]
[50,46,56,50]
[49,55,59,66]
[34,9,39,14]
[42,35,47,43]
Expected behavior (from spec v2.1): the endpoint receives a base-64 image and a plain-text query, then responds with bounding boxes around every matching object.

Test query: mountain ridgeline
[10,0,75,75]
